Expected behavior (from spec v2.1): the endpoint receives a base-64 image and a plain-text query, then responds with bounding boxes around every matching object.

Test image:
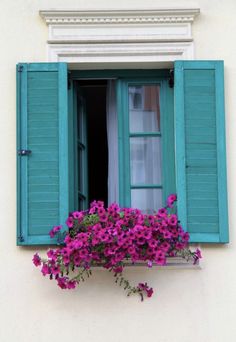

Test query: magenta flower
[72,211,84,220]
[51,265,60,276]
[92,236,100,246]
[32,253,41,267]
[146,287,154,298]
[137,237,146,245]
[193,248,202,264]
[49,225,62,238]
[74,240,83,249]
[33,195,201,300]
[160,242,170,252]
[127,246,136,255]
[181,232,190,242]
[149,239,157,248]
[155,250,166,265]
[157,208,167,218]
[97,201,104,208]
[138,283,154,299]
[41,264,51,276]
[113,266,123,273]
[47,249,56,260]
[142,229,152,240]
[57,276,68,289]
[66,217,74,228]
[67,280,77,289]
[168,214,178,226]
[167,193,177,208]
[98,208,106,216]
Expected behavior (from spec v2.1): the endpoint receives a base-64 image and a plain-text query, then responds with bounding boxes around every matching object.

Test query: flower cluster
[33,195,201,300]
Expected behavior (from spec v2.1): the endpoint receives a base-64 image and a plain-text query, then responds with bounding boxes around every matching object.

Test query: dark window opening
[78,80,108,207]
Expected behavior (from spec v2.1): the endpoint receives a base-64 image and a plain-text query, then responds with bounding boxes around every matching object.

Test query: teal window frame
[70,69,175,211]
[116,77,175,209]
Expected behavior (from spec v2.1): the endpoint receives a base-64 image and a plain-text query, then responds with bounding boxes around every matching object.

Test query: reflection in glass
[131,189,163,214]
[130,137,162,185]
[129,85,160,132]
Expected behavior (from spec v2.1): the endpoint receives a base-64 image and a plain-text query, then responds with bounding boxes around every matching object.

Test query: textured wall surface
[0,1,236,341]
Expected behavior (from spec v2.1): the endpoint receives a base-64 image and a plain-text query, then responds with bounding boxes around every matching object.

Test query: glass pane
[130,137,162,185]
[131,189,163,214]
[129,85,160,132]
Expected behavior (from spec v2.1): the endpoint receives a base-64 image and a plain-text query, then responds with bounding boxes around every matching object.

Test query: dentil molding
[40,8,200,67]
[40,8,200,25]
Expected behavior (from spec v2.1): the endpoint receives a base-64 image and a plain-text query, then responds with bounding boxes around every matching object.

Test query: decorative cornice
[40,8,198,64]
[40,8,200,25]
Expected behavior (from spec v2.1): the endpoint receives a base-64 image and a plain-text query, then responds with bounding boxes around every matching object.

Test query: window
[17,61,229,245]
[71,73,175,216]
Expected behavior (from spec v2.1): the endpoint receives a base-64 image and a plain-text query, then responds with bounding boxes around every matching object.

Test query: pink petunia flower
[138,283,154,298]
[32,253,41,267]
[57,276,68,289]
[51,265,60,276]
[193,248,202,265]
[157,208,168,218]
[167,193,177,208]
[41,264,51,276]
[66,217,74,228]
[49,225,62,238]
[67,280,77,289]
[113,266,123,273]
[168,214,178,227]
[72,211,84,220]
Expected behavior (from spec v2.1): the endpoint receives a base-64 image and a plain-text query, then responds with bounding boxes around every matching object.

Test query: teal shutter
[175,61,228,243]
[17,63,69,245]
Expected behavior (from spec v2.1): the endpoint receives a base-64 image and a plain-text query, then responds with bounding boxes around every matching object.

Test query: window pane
[131,189,163,213]
[130,137,162,185]
[129,85,160,132]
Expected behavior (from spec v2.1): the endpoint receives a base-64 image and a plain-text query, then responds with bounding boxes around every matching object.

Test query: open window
[17,62,228,245]
[70,72,175,215]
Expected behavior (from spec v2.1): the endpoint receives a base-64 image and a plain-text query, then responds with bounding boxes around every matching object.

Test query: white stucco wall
[0,1,236,341]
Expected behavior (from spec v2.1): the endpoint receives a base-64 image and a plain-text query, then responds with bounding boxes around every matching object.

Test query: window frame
[70,69,175,211]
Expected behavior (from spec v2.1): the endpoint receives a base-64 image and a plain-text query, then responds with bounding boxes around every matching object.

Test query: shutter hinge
[18,149,32,156]
[18,235,25,243]
[168,69,174,88]
[17,65,23,72]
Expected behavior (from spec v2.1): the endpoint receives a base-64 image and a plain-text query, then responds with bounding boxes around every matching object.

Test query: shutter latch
[18,149,32,156]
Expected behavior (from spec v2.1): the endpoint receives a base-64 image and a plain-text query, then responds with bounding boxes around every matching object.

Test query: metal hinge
[168,69,174,88]
[18,149,32,156]
[17,65,23,72]
[18,235,25,243]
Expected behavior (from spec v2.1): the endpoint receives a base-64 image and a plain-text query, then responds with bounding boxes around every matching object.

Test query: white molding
[40,8,199,65]
[48,42,194,69]
[48,23,192,44]
[40,8,200,25]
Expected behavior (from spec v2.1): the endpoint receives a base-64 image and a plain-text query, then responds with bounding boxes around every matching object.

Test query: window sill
[91,257,201,270]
